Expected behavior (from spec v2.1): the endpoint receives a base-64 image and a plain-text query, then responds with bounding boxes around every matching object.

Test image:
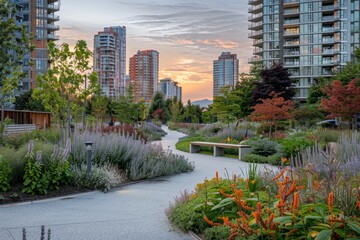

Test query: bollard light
[85,141,93,179]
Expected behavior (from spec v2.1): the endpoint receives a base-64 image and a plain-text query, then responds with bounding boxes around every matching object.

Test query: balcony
[249,0,262,5]
[248,4,262,13]
[47,34,59,40]
[47,24,60,31]
[248,13,262,22]
[322,16,339,22]
[322,38,334,43]
[284,0,300,5]
[284,60,300,66]
[284,30,300,36]
[284,9,299,16]
[284,40,300,46]
[322,4,340,11]
[253,39,263,47]
[47,3,60,12]
[288,71,300,76]
[48,13,60,22]
[248,30,263,38]
[248,21,262,30]
[284,19,300,25]
[284,51,300,56]
[253,48,263,55]
[248,56,262,63]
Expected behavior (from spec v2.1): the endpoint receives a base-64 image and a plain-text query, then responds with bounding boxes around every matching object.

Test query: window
[36,0,43,7]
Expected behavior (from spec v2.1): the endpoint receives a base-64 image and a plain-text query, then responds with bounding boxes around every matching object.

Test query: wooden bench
[190,141,252,160]
[3,124,37,135]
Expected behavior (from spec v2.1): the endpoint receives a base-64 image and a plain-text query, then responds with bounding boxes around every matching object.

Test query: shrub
[169,171,360,239]
[256,122,286,135]
[137,122,166,141]
[22,152,48,195]
[204,226,230,240]
[71,130,194,181]
[0,155,11,192]
[281,133,314,158]
[175,136,206,153]
[242,153,268,163]
[72,164,125,192]
[244,138,280,157]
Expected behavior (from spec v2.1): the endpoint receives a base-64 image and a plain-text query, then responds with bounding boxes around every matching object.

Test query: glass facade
[213,52,239,97]
[249,0,360,100]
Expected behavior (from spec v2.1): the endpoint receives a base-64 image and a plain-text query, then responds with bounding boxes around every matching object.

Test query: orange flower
[281,157,288,163]
[313,180,319,191]
[272,169,287,181]
[356,201,360,211]
[233,174,237,182]
[215,171,219,181]
[203,216,220,226]
[328,192,334,212]
[292,192,300,210]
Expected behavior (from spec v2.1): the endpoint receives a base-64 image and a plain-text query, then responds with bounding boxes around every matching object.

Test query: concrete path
[0,126,259,240]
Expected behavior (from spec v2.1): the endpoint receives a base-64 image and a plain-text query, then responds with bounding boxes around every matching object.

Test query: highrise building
[159,78,182,102]
[213,52,239,97]
[20,0,60,91]
[107,26,126,95]
[248,0,360,100]
[129,50,159,102]
[94,27,124,97]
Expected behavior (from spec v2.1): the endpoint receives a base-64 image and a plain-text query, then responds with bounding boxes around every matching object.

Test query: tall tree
[113,84,136,124]
[332,48,360,85]
[252,65,295,104]
[250,92,293,137]
[0,0,32,120]
[14,90,45,111]
[33,41,98,140]
[321,79,360,127]
[90,95,109,126]
[147,92,168,122]
[212,86,238,124]
[169,97,181,123]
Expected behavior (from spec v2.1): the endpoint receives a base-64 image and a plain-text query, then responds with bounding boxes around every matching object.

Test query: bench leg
[214,146,224,157]
[239,147,252,160]
[190,144,200,153]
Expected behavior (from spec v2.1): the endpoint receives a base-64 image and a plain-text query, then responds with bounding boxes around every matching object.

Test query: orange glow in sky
[58,0,252,102]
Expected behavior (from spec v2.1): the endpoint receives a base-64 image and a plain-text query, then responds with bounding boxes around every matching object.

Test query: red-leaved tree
[321,79,360,127]
[250,92,293,137]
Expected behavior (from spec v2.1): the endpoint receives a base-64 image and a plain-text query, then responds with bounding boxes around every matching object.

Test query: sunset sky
[58,0,252,102]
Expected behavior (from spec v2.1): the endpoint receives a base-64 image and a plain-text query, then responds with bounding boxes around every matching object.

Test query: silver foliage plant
[293,131,360,176]
[71,130,194,180]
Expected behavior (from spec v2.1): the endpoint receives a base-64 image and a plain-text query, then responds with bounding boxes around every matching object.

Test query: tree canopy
[0,0,32,119]
[33,40,98,138]
[321,79,360,124]
[252,65,295,103]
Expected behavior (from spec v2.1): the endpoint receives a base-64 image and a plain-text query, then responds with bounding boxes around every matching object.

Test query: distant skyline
[58,0,251,101]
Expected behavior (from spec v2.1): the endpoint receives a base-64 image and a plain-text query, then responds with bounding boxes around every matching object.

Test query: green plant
[247,163,259,192]
[0,155,11,192]
[22,152,48,195]
[245,138,280,157]
[256,122,287,135]
[71,164,125,192]
[281,133,314,158]
[204,225,231,240]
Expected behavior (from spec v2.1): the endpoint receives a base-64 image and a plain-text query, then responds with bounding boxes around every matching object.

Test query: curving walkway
[0,126,256,240]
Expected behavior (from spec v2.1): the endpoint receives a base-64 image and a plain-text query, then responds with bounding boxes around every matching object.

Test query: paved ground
[0,126,261,240]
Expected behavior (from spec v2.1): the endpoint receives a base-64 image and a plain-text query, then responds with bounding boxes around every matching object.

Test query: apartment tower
[94,26,126,97]
[20,0,60,91]
[248,0,360,100]
[129,50,159,102]
[159,78,182,102]
[213,52,239,97]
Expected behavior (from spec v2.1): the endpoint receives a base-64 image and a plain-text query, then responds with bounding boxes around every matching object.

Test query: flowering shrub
[168,169,360,239]
[71,130,194,180]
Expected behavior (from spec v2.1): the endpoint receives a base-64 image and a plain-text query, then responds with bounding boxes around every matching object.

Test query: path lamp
[85,141,93,179]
